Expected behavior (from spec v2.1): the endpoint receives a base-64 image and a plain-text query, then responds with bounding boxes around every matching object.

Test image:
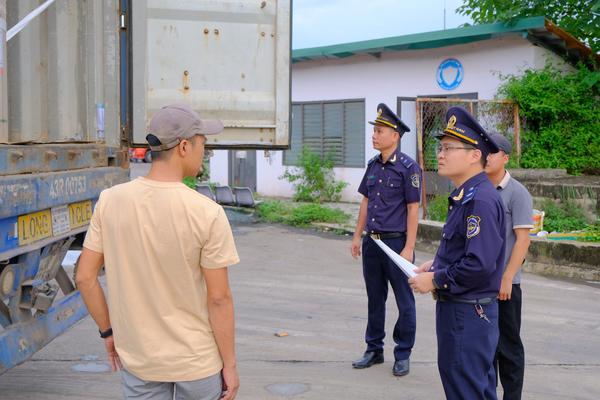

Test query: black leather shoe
[392,359,410,376]
[352,351,384,369]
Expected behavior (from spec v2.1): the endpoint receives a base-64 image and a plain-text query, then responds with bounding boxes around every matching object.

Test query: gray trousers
[120,369,222,400]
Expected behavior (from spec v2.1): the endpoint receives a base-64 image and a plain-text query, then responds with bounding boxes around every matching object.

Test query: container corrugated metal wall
[5,0,121,147]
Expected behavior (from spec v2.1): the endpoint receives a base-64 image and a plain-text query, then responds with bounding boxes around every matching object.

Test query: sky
[292,0,473,49]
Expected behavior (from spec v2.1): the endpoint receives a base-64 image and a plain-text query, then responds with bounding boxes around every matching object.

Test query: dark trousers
[361,235,416,360]
[495,284,524,400]
[436,301,499,400]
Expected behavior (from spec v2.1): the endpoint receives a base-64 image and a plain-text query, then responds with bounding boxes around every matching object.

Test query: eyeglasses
[436,144,477,154]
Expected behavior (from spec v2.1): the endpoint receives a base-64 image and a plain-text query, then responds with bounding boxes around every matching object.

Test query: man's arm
[204,267,239,400]
[76,248,110,330]
[75,247,121,371]
[498,228,531,300]
[400,202,419,262]
[351,196,368,259]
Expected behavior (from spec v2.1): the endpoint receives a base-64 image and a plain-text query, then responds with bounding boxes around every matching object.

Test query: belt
[369,232,406,240]
[433,291,495,305]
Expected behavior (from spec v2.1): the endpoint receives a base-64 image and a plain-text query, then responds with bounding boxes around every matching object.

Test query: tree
[457,0,600,53]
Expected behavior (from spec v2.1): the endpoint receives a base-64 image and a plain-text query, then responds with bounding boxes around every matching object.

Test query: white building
[209,17,593,202]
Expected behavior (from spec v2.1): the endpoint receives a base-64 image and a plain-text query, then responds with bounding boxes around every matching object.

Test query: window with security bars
[284,100,365,167]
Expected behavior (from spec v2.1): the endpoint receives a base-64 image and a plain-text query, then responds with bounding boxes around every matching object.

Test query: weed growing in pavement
[256,200,350,227]
[281,146,349,203]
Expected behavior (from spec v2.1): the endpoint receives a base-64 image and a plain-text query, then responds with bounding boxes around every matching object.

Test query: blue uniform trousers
[361,235,416,360]
[436,300,499,400]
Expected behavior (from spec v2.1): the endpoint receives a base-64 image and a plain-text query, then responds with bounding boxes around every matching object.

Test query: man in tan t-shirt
[76,104,240,400]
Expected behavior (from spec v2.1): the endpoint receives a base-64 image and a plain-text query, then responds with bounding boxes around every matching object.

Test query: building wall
[210,35,559,202]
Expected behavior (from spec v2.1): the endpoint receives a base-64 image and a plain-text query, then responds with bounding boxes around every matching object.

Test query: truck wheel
[144,151,152,163]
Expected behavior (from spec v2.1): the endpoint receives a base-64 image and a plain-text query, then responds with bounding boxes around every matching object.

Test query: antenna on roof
[443,0,447,30]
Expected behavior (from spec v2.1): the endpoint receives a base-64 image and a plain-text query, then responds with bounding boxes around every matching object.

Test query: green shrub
[539,199,589,233]
[427,193,449,222]
[498,64,600,174]
[581,219,600,242]
[281,146,349,203]
[256,200,350,227]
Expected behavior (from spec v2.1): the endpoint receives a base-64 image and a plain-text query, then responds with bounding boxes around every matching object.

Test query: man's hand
[351,236,362,259]
[415,259,434,274]
[498,275,513,301]
[409,271,435,294]
[399,246,414,263]
[103,336,122,372]
[221,365,239,400]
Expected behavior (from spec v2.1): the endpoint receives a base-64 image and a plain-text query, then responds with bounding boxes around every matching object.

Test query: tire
[144,150,152,163]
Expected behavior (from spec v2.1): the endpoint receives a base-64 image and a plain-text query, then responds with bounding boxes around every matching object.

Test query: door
[228,150,256,191]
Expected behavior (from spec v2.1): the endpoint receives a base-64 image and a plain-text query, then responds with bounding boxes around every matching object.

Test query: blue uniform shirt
[358,149,421,233]
[432,172,506,299]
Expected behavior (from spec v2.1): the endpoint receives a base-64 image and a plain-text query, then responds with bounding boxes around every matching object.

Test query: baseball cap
[146,104,223,151]
[490,133,512,154]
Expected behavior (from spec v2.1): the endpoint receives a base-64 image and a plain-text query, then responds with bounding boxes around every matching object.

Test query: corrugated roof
[292,16,598,65]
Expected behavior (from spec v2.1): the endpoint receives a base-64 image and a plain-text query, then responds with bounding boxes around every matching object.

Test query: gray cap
[146,104,223,151]
[490,133,512,154]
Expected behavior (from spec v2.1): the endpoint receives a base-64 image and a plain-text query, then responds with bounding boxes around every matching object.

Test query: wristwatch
[99,327,113,339]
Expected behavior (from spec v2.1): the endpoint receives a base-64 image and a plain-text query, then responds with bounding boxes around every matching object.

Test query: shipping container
[0,0,291,374]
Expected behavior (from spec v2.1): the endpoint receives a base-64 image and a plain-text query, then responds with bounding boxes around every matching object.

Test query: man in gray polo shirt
[485,133,533,400]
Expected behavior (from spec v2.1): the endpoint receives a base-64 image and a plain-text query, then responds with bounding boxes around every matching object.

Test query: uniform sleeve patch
[411,173,420,188]
[466,215,481,239]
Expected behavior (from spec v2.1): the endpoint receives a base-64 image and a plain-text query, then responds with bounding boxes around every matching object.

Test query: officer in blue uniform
[351,103,422,377]
[409,106,506,399]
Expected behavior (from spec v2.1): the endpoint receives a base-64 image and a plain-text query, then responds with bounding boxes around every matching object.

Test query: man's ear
[472,149,483,166]
[177,139,189,156]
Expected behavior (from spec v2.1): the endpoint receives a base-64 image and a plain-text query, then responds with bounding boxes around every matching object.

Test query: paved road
[1,222,599,399]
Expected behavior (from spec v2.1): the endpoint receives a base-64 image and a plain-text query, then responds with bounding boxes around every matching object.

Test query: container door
[131,0,291,149]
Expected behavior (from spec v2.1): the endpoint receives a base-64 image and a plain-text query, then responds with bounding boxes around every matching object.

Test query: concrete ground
[1,222,599,399]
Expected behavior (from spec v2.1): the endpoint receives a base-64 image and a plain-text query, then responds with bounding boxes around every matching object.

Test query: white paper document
[372,238,418,278]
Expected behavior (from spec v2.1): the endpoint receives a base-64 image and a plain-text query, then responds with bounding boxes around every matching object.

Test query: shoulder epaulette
[367,155,378,165]
[399,154,413,168]
[462,186,477,205]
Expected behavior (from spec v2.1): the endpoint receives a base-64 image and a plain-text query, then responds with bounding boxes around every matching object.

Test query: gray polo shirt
[496,171,534,284]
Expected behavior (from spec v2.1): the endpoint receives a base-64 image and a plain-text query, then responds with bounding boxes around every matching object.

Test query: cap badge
[377,108,382,118]
[446,115,457,130]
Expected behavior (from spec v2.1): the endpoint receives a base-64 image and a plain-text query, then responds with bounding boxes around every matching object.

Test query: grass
[256,200,350,227]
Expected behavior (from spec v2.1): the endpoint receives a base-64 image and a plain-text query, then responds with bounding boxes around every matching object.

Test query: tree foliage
[498,64,600,173]
[457,0,600,53]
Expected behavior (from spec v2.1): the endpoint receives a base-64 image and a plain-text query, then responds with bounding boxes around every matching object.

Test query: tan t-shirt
[83,177,239,381]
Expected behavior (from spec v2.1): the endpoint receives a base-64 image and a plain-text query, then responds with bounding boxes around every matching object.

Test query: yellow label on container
[18,209,53,245]
[68,200,93,229]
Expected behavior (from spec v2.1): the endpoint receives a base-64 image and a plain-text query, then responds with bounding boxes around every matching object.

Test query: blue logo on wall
[437,58,464,90]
